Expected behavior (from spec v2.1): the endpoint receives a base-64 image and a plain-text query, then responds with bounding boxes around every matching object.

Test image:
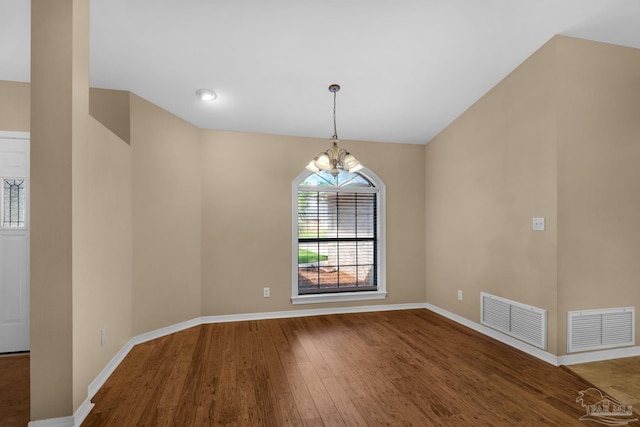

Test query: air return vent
[481,292,547,350]
[567,307,635,353]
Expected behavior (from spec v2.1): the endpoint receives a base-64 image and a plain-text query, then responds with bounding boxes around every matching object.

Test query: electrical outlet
[457,290,463,301]
[263,287,270,298]
[101,328,107,346]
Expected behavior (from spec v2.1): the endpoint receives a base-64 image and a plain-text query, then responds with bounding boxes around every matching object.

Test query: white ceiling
[1,0,640,144]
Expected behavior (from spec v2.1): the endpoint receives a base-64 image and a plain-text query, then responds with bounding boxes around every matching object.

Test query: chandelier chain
[332,91,338,140]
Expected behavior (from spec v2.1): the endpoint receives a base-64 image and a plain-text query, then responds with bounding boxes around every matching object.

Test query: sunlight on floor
[568,356,640,409]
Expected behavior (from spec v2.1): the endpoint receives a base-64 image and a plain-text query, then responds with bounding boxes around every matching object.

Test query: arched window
[292,168,386,304]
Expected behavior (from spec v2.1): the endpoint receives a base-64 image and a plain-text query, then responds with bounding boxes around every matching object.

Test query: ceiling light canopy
[196,88,217,101]
[306,84,362,176]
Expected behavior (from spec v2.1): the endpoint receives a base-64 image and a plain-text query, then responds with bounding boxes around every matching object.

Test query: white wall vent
[567,307,635,353]
[481,292,547,350]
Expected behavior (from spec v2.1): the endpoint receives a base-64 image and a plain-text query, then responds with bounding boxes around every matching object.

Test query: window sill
[291,291,387,305]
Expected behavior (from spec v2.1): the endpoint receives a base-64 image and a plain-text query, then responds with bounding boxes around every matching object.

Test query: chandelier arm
[337,148,347,163]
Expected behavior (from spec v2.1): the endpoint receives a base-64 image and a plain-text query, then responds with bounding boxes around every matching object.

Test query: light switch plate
[533,217,545,231]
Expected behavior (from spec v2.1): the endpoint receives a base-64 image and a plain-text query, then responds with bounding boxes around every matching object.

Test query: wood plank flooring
[0,353,29,427]
[82,309,617,426]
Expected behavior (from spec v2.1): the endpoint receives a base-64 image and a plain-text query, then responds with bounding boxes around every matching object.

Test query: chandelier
[305,84,362,176]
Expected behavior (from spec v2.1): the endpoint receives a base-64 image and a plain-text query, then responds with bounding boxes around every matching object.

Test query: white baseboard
[559,345,640,365]
[30,302,426,426]
[201,302,428,324]
[31,301,639,425]
[29,380,95,426]
[28,399,93,427]
[28,416,74,427]
[424,303,640,367]
[88,341,134,398]
[424,303,559,366]
[73,400,94,427]
[131,318,201,346]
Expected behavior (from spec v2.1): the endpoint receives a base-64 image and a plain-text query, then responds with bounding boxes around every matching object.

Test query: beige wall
[425,36,640,356]
[201,131,426,315]
[556,37,640,355]
[130,94,202,334]
[30,0,75,418]
[89,87,131,144]
[81,90,427,340]
[425,36,559,353]
[21,11,640,419]
[71,114,133,409]
[31,0,134,419]
[11,70,134,416]
[0,81,30,131]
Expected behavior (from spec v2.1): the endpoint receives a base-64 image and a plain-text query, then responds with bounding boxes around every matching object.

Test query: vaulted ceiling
[1,0,639,144]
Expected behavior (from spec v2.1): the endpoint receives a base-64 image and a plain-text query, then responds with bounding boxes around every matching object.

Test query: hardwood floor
[569,356,640,408]
[82,309,612,426]
[0,353,29,427]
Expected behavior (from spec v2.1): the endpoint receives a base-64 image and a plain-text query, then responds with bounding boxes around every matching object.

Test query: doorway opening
[0,132,29,354]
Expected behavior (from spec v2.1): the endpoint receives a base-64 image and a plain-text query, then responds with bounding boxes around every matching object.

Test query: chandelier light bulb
[348,163,363,173]
[315,153,331,170]
[305,160,320,173]
[343,153,358,169]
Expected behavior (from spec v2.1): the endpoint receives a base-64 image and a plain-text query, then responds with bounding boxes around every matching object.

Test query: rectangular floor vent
[481,292,547,350]
[568,307,635,353]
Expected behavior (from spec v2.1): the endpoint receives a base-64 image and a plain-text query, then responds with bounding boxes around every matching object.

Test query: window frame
[291,167,386,305]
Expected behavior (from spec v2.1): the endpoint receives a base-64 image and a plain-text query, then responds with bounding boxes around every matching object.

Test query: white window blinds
[297,190,377,294]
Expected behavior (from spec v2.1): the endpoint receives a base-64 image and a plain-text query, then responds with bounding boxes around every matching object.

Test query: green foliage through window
[298,249,328,264]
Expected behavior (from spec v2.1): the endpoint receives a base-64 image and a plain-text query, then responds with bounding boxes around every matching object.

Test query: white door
[0,132,29,353]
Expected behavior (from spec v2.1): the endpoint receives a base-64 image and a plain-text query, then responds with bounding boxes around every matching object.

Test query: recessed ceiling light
[196,88,217,101]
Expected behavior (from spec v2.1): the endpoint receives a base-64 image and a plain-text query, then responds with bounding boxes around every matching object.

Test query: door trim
[0,131,30,140]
